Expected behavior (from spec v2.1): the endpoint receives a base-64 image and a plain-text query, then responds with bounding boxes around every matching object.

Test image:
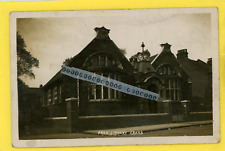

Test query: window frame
[157,64,181,101]
[89,73,122,102]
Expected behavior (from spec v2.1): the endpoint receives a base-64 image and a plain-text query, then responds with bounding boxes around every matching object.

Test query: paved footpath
[84,120,212,135]
[20,120,212,139]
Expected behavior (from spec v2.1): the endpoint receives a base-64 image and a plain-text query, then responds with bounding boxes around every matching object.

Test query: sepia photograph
[10,8,220,147]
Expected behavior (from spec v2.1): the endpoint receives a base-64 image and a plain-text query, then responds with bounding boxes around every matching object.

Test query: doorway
[147,84,159,113]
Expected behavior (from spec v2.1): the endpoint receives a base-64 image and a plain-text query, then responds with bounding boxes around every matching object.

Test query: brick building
[26,27,212,118]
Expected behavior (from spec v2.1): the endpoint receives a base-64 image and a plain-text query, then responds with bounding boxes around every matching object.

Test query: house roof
[44,71,62,87]
[149,54,158,63]
[44,29,134,87]
[177,58,210,77]
[151,49,190,81]
[68,38,134,71]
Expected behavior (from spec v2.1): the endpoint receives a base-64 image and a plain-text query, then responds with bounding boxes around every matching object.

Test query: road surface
[20,124,213,139]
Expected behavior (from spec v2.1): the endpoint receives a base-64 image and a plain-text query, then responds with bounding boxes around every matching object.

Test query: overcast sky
[17,9,213,87]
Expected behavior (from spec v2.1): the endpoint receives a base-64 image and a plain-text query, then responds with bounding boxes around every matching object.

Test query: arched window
[157,64,181,101]
[157,64,177,75]
[84,54,123,69]
[84,53,123,101]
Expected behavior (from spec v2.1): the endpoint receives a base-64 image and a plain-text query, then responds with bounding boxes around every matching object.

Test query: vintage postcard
[10,8,220,147]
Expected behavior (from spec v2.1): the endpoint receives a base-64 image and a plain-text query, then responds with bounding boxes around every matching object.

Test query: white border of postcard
[10,8,220,147]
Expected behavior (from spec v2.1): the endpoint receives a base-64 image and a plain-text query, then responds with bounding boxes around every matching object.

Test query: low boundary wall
[189,112,212,121]
[22,112,212,135]
[78,113,170,130]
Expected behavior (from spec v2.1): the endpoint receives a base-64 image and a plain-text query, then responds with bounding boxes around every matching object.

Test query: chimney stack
[160,43,171,53]
[207,58,212,66]
[94,26,110,40]
[177,49,188,59]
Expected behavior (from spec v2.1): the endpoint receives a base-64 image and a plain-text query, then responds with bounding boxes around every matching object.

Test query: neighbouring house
[18,79,45,136]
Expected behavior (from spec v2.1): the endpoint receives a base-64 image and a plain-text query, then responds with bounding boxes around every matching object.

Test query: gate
[170,100,190,122]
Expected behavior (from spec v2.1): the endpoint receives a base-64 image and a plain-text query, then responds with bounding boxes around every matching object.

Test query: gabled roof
[68,38,134,72]
[44,29,134,87]
[151,49,189,81]
[44,71,62,87]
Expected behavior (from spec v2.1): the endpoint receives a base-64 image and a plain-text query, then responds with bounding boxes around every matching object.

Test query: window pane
[110,73,114,80]
[100,56,106,66]
[117,74,121,81]
[58,85,61,103]
[114,74,117,80]
[174,80,177,88]
[74,80,77,97]
[44,95,47,106]
[90,56,98,66]
[96,85,101,99]
[168,67,171,75]
[164,66,168,74]
[177,80,180,89]
[175,90,178,100]
[112,60,116,66]
[116,91,120,99]
[110,88,115,99]
[171,79,174,88]
[165,79,169,88]
[166,90,169,99]
[171,90,174,100]
[107,58,112,66]
[177,90,180,100]
[53,86,57,104]
[169,79,172,88]
[47,90,51,105]
[103,86,108,99]
[89,84,95,99]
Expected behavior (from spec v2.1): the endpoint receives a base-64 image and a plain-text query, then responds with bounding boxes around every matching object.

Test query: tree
[17,32,39,79]
[17,33,41,135]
